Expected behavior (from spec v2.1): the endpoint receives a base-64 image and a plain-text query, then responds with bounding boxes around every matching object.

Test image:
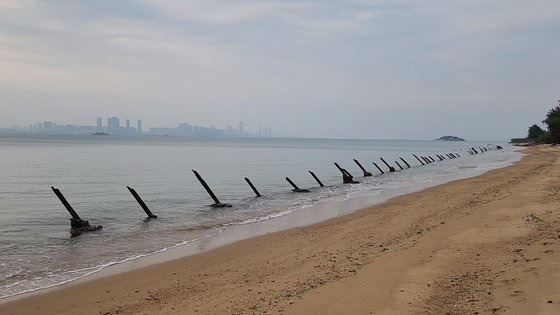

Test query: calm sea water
[0,134,520,298]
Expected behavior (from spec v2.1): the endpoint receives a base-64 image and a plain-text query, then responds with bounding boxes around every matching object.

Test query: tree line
[527,102,560,144]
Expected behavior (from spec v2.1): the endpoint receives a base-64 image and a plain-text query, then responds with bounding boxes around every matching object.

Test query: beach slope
[2,146,559,314]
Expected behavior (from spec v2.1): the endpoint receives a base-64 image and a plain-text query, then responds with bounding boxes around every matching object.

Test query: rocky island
[436,136,465,141]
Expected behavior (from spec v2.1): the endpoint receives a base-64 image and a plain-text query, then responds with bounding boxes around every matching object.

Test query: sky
[0,0,559,140]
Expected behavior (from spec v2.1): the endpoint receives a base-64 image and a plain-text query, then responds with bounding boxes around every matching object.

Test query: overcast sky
[1,0,558,140]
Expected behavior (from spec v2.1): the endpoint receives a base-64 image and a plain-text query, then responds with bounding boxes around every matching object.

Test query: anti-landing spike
[395,161,404,170]
[334,162,359,183]
[244,177,261,197]
[285,177,310,193]
[413,154,425,165]
[380,157,396,172]
[353,159,372,177]
[373,162,385,175]
[127,186,157,218]
[51,186,81,221]
[399,157,411,168]
[308,171,325,187]
[51,186,102,236]
[192,170,232,208]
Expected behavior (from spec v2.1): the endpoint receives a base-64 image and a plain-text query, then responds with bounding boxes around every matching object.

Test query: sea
[0,134,523,299]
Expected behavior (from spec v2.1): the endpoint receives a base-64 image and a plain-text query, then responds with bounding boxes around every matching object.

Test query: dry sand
[2,146,560,314]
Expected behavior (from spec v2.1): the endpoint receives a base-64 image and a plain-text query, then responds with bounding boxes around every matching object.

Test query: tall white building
[107,117,120,134]
[96,117,102,131]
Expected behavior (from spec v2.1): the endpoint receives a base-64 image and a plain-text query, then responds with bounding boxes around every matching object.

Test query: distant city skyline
[1,116,274,138]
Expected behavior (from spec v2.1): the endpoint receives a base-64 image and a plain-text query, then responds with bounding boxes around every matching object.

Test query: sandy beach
[1,146,559,314]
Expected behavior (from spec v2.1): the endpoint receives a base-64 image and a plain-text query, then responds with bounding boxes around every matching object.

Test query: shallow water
[0,134,519,298]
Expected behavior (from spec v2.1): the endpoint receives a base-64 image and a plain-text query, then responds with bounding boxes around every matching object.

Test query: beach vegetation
[527,124,545,139]
[538,131,552,144]
[543,105,560,144]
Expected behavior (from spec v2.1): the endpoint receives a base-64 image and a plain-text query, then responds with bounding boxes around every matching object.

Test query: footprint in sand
[510,290,524,297]
[502,278,518,284]
[523,267,539,273]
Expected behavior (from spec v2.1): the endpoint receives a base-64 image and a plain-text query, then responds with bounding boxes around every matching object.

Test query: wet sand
[2,146,560,314]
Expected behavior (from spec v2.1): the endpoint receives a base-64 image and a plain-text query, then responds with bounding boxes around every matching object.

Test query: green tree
[543,105,560,144]
[527,124,545,139]
[538,131,552,144]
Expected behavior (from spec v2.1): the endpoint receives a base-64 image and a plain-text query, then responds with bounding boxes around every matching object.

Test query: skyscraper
[177,122,191,135]
[137,120,142,134]
[238,121,244,136]
[96,117,102,131]
[43,121,54,131]
[107,117,120,134]
[126,119,130,129]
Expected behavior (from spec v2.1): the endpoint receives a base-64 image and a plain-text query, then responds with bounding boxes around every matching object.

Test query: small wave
[227,204,314,226]
[0,232,220,300]
[176,224,223,232]
[2,280,25,290]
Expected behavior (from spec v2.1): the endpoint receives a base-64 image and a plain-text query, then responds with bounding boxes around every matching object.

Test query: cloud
[140,0,312,24]
[100,21,239,68]
[0,0,558,139]
[0,2,247,92]
[0,0,31,9]
[0,59,147,93]
[139,0,383,35]
[446,0,560,34]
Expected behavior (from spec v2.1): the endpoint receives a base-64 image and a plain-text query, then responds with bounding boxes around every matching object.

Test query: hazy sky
[1,0,559,140]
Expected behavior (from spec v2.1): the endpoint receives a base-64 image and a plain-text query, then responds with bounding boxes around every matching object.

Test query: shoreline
[0,147,521,302]
[3,146,559,314]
